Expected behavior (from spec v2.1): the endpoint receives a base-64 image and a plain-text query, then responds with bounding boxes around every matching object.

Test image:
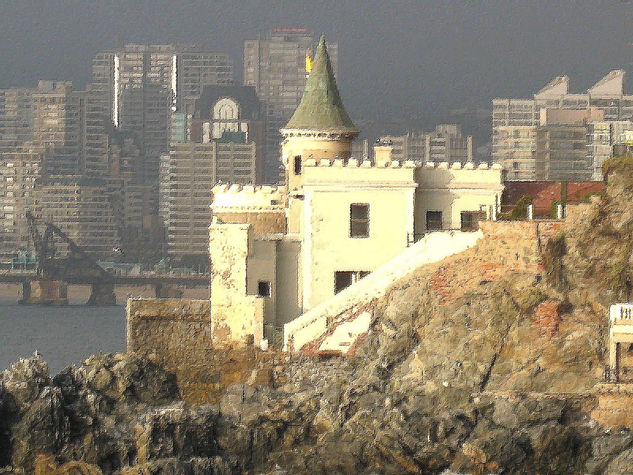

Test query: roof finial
[282,34,358,134]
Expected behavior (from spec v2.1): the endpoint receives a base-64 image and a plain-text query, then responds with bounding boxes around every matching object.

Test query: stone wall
[592,384,633,428]
[478,220,565,273]
[127,298,282,404]
[502,181,604,216]
[213,211,286,235]
[127,298,213,402]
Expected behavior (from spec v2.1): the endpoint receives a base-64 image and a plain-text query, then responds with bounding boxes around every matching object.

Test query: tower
[280,36,358,193]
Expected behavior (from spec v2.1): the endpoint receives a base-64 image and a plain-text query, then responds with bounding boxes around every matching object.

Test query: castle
[208,36,504,349]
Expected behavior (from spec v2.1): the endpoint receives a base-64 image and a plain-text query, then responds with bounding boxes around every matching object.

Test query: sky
[1,0,633,131]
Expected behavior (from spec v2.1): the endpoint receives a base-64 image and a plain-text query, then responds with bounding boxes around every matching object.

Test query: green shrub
[602,153,633,179]
[510,194,532,220]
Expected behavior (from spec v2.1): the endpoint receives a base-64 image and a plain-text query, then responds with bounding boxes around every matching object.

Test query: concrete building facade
[493,70,633,180]
[34,175,119,257]
[0,150,42,259]
[380,125,473,165]
[535,108,604,181]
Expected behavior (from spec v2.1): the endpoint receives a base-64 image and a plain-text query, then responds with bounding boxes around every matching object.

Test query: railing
[604,364,619,383]
[610,303,633,323]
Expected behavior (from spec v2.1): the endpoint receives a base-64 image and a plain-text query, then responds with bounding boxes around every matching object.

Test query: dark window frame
[426,210,443,230]
[257,280,271,297]
[334,270,370,294]
[350,203,370,238]
[293,155,302,175]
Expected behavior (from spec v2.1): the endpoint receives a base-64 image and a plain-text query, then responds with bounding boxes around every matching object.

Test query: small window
[350,203,369,238]
[460,211,480,232]
[335,271,370,294]
[426,211,442,230]
[293,156,302,175]
[257,281,271,297]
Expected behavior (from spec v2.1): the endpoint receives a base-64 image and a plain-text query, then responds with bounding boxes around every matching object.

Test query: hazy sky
[1,0,633,123]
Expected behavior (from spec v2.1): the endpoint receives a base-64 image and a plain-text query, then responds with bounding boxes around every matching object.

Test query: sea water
[0,301,126,375]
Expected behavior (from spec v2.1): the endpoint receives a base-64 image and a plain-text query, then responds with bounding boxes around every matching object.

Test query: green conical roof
[284,36,358,134]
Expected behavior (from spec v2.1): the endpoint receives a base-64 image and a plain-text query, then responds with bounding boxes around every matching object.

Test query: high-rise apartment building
[244,29,338,183]
[90,44,234,195]
[534,109,604,181]
[93,44,233,125]
[0,150,42,258]
[161,85,263,260]
[161,140,257,260]
[587,120,633,180]
[31,81,83,175]
[493,70,633,180]
[34,175,119,257]
[0,88,34,151]
[379,125,473,165]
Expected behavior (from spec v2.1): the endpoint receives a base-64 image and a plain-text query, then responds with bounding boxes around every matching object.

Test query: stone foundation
[592,383,633,428]
[127,298,281,403]
[20,280,68,305]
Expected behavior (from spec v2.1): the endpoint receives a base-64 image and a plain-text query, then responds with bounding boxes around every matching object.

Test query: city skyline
[2,1,633,126]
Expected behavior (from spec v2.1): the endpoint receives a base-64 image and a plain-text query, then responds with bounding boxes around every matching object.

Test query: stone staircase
[283,230,484,354]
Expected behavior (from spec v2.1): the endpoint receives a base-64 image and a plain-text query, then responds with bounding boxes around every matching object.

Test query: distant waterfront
[0,301,126,375]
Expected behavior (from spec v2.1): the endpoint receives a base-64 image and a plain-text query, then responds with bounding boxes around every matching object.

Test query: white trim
[113,55,120,126]
[302,191,313,312]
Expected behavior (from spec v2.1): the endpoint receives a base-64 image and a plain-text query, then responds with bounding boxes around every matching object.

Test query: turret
[280,35,359,192]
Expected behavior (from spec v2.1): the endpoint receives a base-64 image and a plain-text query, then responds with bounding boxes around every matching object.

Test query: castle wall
[126,298,212,402]
[275,239,302,326]
[301,158,417,311]
[284,230,484,354]
[213,211,286,235]
[281,134,355,192]
[414,163,504,231]
[209,221,265,346]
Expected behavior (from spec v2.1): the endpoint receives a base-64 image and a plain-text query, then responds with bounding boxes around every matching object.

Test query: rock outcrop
[5,158,633,474]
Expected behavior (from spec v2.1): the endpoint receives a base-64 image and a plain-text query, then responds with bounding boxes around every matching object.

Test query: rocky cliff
[4,160,633,474]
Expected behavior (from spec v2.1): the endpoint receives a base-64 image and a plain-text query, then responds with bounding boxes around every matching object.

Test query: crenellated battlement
[211,184,288,211]
[303,157,418,169]
[301,158,501,171]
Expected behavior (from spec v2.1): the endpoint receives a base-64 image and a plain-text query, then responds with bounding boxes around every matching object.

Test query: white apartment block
[380,125,473,165]
[493,70,633,180]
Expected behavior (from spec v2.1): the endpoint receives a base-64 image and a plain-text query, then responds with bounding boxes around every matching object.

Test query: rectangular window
[257,281,271,297]
[334,271,370,294]
[293,155,302,175]
[426,211,442,230]
[460,211,480,232]
[350,203,369,238]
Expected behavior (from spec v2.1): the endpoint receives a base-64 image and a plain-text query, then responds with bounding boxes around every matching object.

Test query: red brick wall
[503,181,604,217]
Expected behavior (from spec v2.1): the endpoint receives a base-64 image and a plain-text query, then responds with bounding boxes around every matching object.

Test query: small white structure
[609,303,633,381]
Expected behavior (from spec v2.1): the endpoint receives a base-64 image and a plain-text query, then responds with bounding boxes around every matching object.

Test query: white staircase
[283,230,483,354]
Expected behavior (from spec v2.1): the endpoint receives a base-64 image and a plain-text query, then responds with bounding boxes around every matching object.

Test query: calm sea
[0,301,126,375]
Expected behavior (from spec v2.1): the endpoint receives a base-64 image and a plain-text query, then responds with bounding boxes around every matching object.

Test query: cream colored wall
[246,239,276,324]
[284,231,483,353]
[275,239,302,326]
[287,197,304,235]
[209,220,264,346]
[414,164,504,231]
[301,162,417,310]
[281,134,354,192]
